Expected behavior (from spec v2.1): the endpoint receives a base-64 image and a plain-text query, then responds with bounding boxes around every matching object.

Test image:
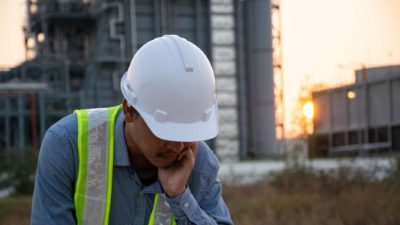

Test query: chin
[154,158,176,169]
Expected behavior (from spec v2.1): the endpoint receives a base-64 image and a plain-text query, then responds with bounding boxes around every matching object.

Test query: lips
[157,151,177,159]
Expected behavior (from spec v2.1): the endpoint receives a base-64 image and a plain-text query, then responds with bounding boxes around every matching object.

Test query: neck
[124,122,155,171]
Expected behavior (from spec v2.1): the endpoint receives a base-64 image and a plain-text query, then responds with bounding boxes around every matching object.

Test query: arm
[166,173,233,225]
[158,143,233,225]
[31,129,77,225]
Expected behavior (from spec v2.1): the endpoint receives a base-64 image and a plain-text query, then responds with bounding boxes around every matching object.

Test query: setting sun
[303,101,314,119]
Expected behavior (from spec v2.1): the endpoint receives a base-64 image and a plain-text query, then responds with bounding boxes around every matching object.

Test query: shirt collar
[114,110,131,166]
[142,181,164,194]
[113,109,164,193]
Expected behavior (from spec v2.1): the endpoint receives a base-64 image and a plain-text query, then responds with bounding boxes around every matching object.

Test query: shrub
[0,149,38,196]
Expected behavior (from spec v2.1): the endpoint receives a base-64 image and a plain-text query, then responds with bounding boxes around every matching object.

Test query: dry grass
[0,167,399,225]
[0,197,31,225]
[223,168,400,225]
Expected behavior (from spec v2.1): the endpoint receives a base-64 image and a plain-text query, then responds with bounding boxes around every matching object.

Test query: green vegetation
[0,149,38,196]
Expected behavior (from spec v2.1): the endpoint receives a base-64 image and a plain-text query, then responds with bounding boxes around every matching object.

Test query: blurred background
[0,0,399,224]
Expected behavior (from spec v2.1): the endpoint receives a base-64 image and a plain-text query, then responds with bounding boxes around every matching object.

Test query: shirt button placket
[184,202,190,208]
[134,192,146,225]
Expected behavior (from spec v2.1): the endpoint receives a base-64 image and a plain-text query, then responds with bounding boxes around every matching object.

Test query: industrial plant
[0,0,280,161]
[310,65,400,157]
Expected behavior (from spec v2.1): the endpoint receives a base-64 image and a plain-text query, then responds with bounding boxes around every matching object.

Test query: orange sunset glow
[1,0,400,137]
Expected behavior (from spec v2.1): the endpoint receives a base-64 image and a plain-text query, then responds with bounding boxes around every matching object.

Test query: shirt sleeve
[31,129,77,225]
[166,172,233,225]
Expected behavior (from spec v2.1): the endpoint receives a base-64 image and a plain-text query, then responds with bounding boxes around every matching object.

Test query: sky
[1,0,399,136]
[0,0,26,69]
[281,0,400,135]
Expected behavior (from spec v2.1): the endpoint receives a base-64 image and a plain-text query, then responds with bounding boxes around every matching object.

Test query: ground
[1,167,399,225]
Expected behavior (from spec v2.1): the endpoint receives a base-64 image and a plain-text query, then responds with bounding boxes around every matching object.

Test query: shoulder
[32,115,79,224]
[41,112,78,150]
[42,112,79,157]
[47,113,78,138]
[193,141,220,175]
[38,113,79,177]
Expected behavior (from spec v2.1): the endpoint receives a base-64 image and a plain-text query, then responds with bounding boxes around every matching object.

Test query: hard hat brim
[138,102,218,142]
[121,73,218,142]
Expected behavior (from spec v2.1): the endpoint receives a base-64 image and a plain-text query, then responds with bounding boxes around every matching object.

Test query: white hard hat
[120,35,218,142]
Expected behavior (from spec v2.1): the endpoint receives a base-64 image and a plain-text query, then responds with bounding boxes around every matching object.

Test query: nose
[166,141,185,153]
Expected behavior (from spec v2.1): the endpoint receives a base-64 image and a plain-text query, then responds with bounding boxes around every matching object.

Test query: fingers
[177,147,192,161]
[177,148,188,161]
[191,143,198,156]
[184,147,194,161]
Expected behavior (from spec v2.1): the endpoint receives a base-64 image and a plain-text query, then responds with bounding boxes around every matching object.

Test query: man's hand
[158,143,198,198]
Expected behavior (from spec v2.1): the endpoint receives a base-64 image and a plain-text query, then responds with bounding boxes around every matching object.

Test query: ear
[122,99,137,123]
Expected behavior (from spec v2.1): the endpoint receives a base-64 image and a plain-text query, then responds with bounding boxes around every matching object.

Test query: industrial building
[0,0,279,161]
[310,65,400,157]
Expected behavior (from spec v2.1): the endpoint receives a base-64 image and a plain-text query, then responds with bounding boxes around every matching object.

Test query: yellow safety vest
[74,105,176,225]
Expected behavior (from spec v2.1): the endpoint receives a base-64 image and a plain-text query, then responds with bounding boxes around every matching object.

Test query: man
[31,35,233,225]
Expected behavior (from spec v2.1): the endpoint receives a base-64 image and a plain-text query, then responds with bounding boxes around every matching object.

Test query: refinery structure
[0,0,280,161]
[310,65,400,157]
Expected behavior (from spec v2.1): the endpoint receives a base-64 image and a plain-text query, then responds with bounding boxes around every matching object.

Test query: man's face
[129,116,197,169]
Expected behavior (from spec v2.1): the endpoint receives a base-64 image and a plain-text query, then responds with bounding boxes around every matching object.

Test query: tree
[290,78,327,138]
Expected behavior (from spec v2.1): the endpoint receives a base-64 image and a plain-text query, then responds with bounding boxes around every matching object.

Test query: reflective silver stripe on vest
[153,194,174,225]
[84,108,109,225]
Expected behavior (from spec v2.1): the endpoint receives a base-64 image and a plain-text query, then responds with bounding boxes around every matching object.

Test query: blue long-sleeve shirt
[31,110,233,225]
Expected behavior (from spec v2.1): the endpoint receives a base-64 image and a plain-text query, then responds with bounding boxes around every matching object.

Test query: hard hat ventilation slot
[126,82,134,92]
[202,108,212,121]
[126,82,138,104]
[154,109,168,123]
[167,35,195,73]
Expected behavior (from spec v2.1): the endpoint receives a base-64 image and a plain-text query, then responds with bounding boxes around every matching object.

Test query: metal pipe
[18,95,25,151]
[362,81,369,157]
[160,0,168,34]
[80,89,85,108]
[130,0,138,56]
[39,91,46,141]
[154,0,161,36]
[328,92,333,156]
[40,0,50,56]
[30,92,38,149]
[64,58,71,93]
[387,78,393,152]
[345,89,349,146]
[246,0,277,156]
[195,0,201,45]
[236,0,248,159]
[102,2,126,70]
[5,98,10,151]
[25,0,37,60]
